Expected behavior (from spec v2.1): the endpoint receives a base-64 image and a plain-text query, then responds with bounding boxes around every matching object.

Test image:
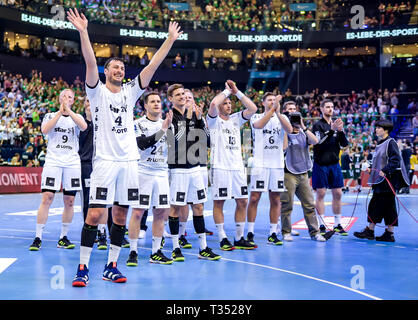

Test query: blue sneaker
[102,262,127,283]
[72,264,89,287]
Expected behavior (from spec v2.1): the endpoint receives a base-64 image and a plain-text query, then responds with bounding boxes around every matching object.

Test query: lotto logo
[241,186,248,196]
[256,181,265,189]
[197,189,205,200]
[219,188,228,197]
[71,179,80,188]
[176,192,185,202]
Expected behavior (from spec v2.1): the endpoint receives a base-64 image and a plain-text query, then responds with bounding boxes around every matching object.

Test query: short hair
[104,57,125,69]
[262,92,275,101]
[143,91,161,104]
[167,83,184,97]
[320,99,333,108]
[375,119,394,133]
[282,100,296,112]
[59,89,74,104]
[184,88,193,97]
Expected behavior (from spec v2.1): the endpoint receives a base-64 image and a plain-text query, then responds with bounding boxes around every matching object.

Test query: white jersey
[207,111,249,171]
[42,113,82,168]
[85,76,145,162]
[250,112,286,169]
[134,116,168,176]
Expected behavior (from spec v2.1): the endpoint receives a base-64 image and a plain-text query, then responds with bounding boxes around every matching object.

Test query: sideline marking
[0,258,17,275]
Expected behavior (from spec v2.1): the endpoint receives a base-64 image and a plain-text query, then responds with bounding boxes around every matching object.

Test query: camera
[289,112,302,126]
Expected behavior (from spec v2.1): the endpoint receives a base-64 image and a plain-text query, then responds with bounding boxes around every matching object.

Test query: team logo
[96,187,108,200]
[176,192,186,202]
[139,194,150,205]
[128,189,139,201]
[197,189,206,200]
[241,186,248,196]
[71,178,80,188]
[278,181,284,189]
[159,194,168,205]
[256,181,265,189]
[46,177,55,187]
[219,188,228,197]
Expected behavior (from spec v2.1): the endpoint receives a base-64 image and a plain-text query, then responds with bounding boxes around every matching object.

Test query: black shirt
[78,117,93,163]
[312,118,349,166]
[168,107,209,169]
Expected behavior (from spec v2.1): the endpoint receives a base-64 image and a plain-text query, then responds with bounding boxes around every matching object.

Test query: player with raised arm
[207,80,257,251]
[67,8,182,287]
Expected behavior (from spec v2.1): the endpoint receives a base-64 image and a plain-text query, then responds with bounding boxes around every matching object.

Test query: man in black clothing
[312,99,349,235]
[166,83,220,261]
[353,120,409,242]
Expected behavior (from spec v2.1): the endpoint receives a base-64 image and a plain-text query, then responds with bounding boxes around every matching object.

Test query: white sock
[60,223,71,239]
[215,223,227,242]
[171,234,180,250]
[129,238,138,253]
[107,244,121,265]
[152,236,161,254]
[197,233,207,250]
[80,246,93,268]
[334,214,341,227]
[269,223,277,236]
[247,222,255,234]
[98,224,106,234]
[35,223,45,239]
[179,222,187,236]
[235,222,245,241]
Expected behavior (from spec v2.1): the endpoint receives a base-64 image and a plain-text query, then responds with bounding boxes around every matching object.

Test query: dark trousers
[368,191,398,226]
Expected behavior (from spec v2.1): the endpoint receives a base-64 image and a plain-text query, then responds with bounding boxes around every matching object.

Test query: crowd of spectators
[1,67,415,168]
[1,0,415,33]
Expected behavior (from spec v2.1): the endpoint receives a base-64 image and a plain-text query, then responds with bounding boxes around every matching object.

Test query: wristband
[222,89,231,98]
[236,90,245,100]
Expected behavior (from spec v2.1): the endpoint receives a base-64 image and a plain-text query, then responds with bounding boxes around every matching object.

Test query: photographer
[280,101,326,241]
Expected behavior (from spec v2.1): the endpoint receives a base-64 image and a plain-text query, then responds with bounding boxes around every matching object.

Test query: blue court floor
[0,189,417,300]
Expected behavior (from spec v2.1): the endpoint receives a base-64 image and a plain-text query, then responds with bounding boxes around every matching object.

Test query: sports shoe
[29,237,42,251]
[333,224,348,236]
[138,229,146,239]
[283,233,293,242]
[319,225,326,235]
[126,251,138,267]
[57,236,76,249]
[125,229,129,236]
[122,237,130,248]
[199,247,221,260]
[311,233,326,242]
[179,235,192,249]
[205,228,214,236]
[220,238,235,251]
[172,247,185,262]
[246,232,258,248]
[353,227,375,240]
[234,237,256,250]
[375,229,395,242]
[150,250,173,264]
[160,236,165,249]
[102,262,127,283]
[72,264,89,287]
[291,229,300,236]
[267,233,283,245]
[97,232,107,250]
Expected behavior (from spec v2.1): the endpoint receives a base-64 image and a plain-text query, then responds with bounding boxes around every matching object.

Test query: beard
[108,75,123,86]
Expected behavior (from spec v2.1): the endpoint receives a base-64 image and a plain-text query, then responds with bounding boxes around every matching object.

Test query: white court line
[0,235,382,300]
[0,228,49,233]
[0,258,17,274]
